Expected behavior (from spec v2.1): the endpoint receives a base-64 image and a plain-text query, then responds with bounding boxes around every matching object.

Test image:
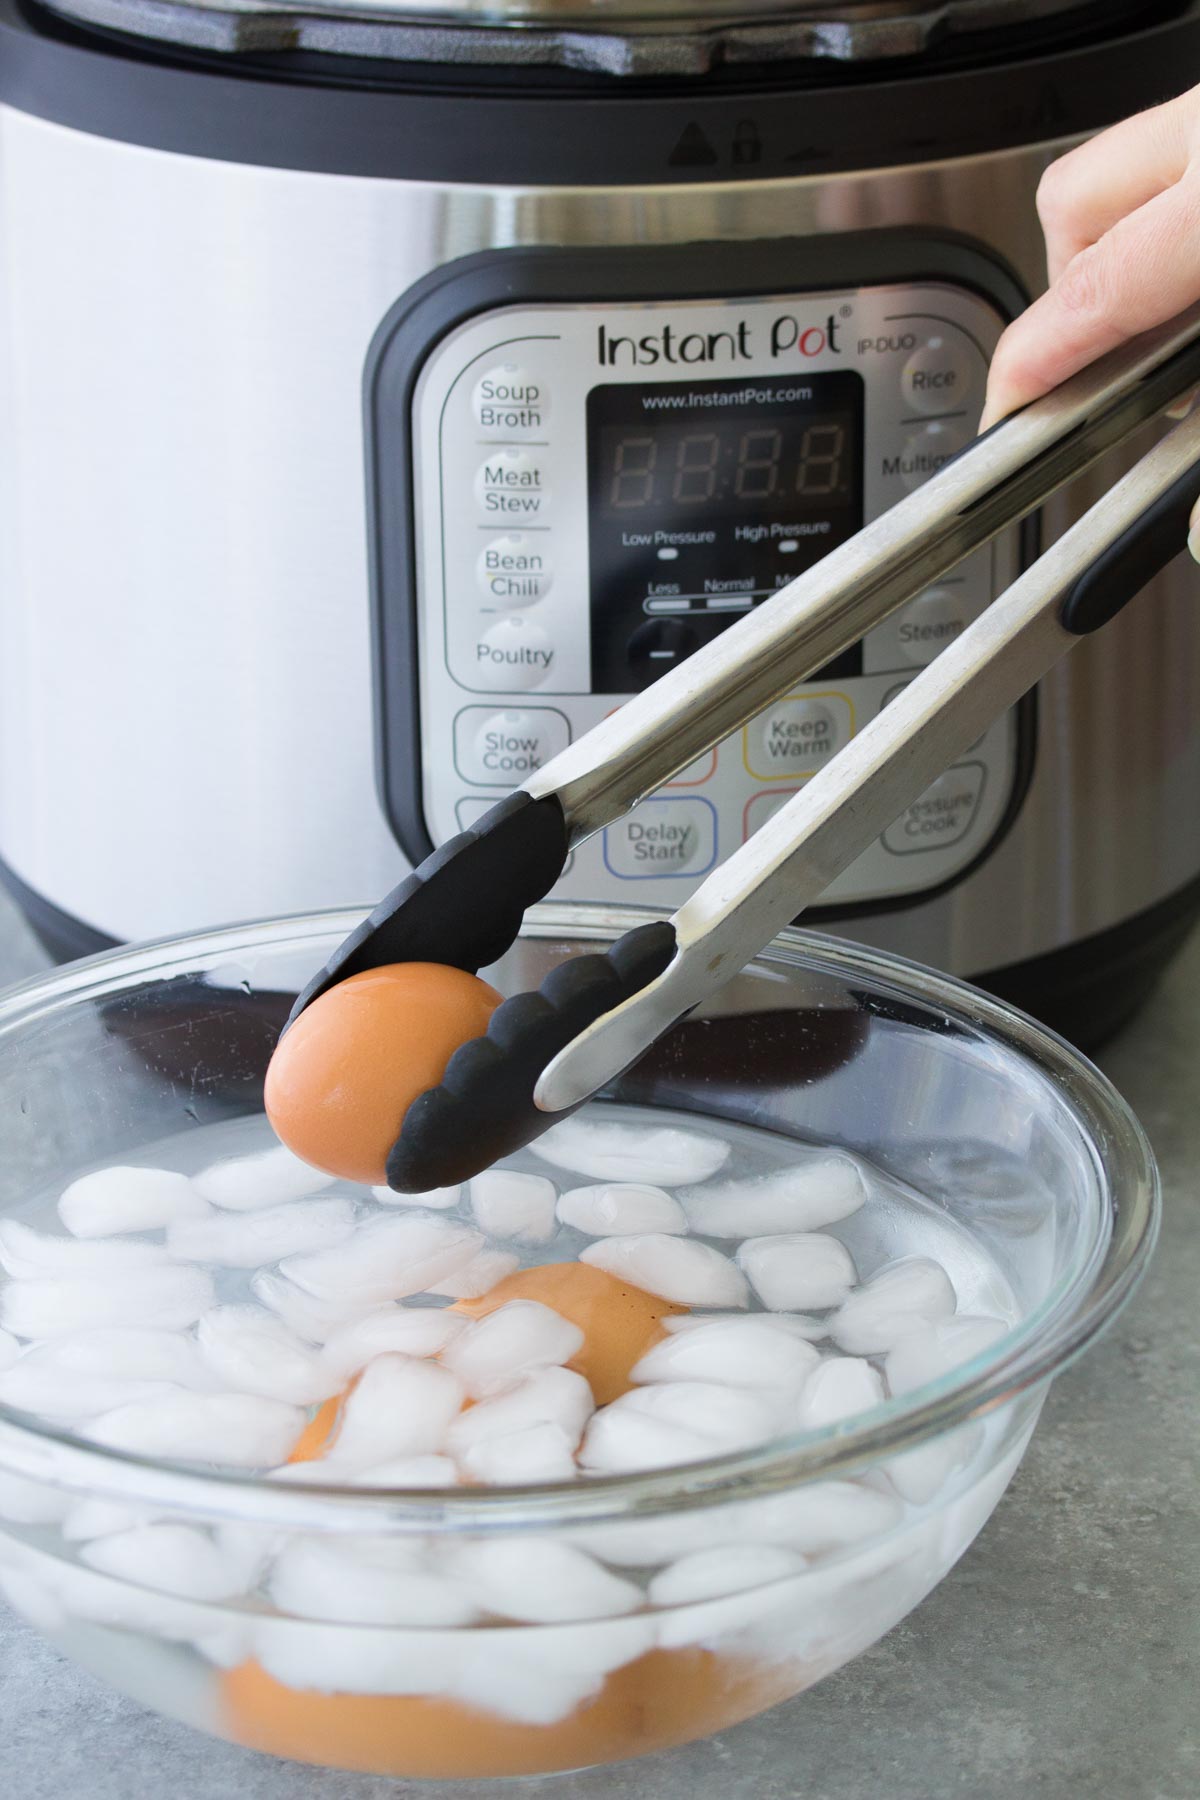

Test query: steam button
[897,587,970,665]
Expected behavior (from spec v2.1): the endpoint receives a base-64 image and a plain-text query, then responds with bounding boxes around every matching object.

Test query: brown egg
[264,963,503,1186]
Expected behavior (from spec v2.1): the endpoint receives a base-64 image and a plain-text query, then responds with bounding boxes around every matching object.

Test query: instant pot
[0,0,1197,1043]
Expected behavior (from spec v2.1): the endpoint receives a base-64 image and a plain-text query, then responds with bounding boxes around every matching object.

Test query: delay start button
[472,616,554,691]
[477,535,552,606]
[882,762,986,855]
[604,798,717,880]
[473,364,550,435]
[454,706,570,785]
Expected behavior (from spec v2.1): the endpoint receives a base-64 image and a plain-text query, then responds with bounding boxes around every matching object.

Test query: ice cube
[197,1305,339,1406]
[663,1310,827,1341]
[321,1305,467,1384]
[58,1166,209,1238]
[18,1326,216,1390]
[457,1422,577,1486]
[0,1266,215,1338]
[885,1315,1008,1395]
[62,1499,156,1543]
[0,1359,182,1423]
[583,1383,780,1469]
[167,1198,357,1269]
[0,1330,17,1372]
[735,1233,857,1312]
[831,1257,957,1356]
[447,1537,640,1624]
[192,1144,334,1210]
[796,1356,885,1429]
[579,1234,749,1308]
[440,1300,584,1399]
[448,1618,655,1726]
[82,1523,253,1601]
[348,1455,459,1489]
[556,1183,687,1238]
[372,1183,461,1210]
[532,1116,731,1186]
[679,1155,867,1238]
[574,1406,714,1475]
[251,1615,458,1697]
[268,1534,477,1627]
[648,1543,805,1608]
[87,1391,303,1467]
[426,1248,520,1300]
[251,1271,374,1344]
[885,1424,982,1505]
[0,1220,167,1279]
[281,1213,483,1304]
[321,1355,464,1469]
[631,1318,820,1395]
[447,1366,593,1459]
[469,1171,558,1244]
[0,1471,71,1525]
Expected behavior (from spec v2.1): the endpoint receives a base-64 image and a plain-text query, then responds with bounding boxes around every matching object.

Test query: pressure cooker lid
[36,0,1168,75]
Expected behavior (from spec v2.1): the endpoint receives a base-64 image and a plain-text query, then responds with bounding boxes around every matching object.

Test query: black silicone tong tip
[383,920,679,1192]
[286,793,569,1026]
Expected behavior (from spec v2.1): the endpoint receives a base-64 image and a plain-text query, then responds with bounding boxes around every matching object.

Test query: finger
[1191,495,1200,565]
[980,172,1200,431]
[1165,384,1199,421]
[1037,93,1193,283]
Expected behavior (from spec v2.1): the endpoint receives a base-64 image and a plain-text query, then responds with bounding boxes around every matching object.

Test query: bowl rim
[0,901,1160,1532]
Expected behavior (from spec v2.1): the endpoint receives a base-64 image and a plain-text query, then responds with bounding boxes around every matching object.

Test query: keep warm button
[882,763,987,856]
[604,798,717,880]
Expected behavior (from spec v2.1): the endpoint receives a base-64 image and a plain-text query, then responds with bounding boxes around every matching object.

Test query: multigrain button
[473,616,555,691]
[889,419,969,491]
[476,536,553,606]
[603,798,717,880]
[882,763,986,855]
[897,588,970,665]
[455,706,570,784]
[472,365,550,435]
[745,695,851,781]
[901,336,976,416]
[474,450,549,520]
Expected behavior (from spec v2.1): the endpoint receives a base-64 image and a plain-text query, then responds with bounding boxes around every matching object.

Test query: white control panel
[407,281,1023,909]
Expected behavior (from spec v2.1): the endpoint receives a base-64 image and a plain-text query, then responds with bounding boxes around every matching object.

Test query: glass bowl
[0,904,1158,1779]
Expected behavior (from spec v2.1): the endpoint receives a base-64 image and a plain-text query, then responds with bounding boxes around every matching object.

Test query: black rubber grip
[1061,455,1200,636]
[287,793,569,1024]
[384,920,679,1192]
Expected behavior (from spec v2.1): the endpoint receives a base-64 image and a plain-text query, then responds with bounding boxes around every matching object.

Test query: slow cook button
[472,364,550,434]
[603,798,717,880]
[746,695,851,781]
[886,419,969,491]
[882,763,987,855]
[901,336,976,416]
[455,706,570,784]
[897,587,970,665]
[477,535,553,606]
[474,450,549,519]
[473,616,554,690]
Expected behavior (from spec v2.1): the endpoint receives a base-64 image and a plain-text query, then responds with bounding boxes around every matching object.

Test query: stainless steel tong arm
[525,307,1200,842]
[535,403,1200,1115]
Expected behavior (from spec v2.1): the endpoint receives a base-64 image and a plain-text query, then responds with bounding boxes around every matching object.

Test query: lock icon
[732,120,763,166]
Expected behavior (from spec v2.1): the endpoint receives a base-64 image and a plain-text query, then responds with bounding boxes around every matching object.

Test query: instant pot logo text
[596,313,843,367]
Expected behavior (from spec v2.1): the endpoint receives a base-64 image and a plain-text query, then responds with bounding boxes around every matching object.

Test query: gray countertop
[0,888,1195,1800]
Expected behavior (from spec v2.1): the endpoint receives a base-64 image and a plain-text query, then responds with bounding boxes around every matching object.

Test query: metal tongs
[292,311,1200,1190]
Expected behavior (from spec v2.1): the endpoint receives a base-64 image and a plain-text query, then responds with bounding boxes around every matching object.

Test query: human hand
[979,81,1200,562]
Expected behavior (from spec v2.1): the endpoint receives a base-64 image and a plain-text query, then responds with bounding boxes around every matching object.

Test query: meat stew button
[604,798,717,880]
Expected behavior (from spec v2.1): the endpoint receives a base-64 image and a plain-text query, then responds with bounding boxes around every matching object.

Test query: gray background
[0,889,1195,1800]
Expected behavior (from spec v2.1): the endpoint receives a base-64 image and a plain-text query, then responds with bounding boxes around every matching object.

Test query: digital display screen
[587,372,865,692]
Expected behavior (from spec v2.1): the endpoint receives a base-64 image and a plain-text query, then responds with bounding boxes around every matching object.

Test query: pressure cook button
[603,798,717,881]
[901,336,976,416]
[897,587,970,665]
[473,616,555,690]
[889,419,969,491]
[474,450,549,520]
[473,364,550,435]
[882,762,986,855]
[746,695,851,781]
[455,706,570,785]
[476,536,553,607]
